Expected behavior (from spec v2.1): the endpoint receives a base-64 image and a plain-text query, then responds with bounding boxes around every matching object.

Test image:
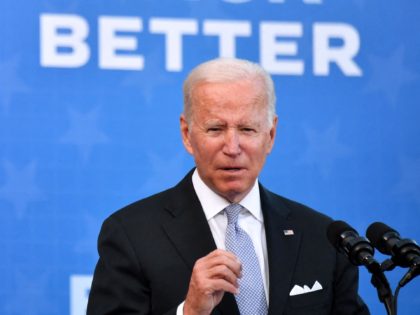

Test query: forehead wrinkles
[191,81,268,119]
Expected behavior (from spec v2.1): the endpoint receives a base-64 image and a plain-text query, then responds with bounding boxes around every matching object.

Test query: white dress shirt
[177,170,269,314]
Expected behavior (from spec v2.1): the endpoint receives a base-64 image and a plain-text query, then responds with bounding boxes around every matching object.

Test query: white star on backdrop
[0,55,30,114]
[139,150,190,194]
[123,49,175,106]
[394,156,420,206]
[353,0,366,10]
[2,271,56,315]
[365,46,418,107]
[73,213,101,259]
[297,121,352,178]
[60,107,109,163]
[0,161,44,219]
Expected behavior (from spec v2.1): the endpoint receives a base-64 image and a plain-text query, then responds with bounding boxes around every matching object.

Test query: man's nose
[223,129,241,156]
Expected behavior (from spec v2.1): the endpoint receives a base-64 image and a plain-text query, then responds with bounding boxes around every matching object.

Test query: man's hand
[184,249,242,315]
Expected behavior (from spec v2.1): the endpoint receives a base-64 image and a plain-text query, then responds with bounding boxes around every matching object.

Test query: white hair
[183,58,276,126]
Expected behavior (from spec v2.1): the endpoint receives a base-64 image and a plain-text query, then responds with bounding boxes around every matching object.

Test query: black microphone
[327,220,394,313]
[366,222,420,286]
[327,220,376,268]
[366,222,420,267]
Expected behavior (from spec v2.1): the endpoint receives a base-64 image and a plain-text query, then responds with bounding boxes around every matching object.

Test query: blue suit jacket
[87,170,369,315]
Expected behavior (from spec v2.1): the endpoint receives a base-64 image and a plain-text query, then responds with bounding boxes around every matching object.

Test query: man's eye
[242,128,256,133]
[208,127,221,132]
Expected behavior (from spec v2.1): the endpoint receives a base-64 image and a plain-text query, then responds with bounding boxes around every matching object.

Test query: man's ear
[180,114,194,155]
[267,115,278,154]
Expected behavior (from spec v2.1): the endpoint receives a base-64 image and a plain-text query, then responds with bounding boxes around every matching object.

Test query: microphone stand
[380,257,420,315]
[363,256,395,315]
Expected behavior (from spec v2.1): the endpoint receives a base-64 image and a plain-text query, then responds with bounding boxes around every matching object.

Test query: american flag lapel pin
[283,229,294,236]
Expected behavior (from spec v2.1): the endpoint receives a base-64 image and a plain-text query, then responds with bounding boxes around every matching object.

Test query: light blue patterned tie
[225,203,268,315]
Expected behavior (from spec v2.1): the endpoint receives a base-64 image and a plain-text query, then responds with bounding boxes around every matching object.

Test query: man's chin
[215,185,250,203]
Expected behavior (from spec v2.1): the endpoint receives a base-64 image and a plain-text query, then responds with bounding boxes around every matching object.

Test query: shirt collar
[192,169,263,222]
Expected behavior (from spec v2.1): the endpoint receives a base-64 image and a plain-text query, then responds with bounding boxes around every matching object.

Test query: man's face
[181,79,277,203]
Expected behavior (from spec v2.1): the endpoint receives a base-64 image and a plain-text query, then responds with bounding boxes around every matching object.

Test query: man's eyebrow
[204,119,225,125]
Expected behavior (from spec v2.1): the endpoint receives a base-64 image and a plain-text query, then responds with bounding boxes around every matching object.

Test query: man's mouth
[221,167,243,172]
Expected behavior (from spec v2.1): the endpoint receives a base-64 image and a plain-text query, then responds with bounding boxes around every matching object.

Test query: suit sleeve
[332,249,370,315]
[87,215,178,315]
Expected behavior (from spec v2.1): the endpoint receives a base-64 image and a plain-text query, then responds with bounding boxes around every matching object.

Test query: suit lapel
[161,173,215,269]
[161,170,239,315]
[260,185,302,315]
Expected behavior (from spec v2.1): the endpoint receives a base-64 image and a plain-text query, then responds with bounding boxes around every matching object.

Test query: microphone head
[366,222,400,254]
[327,220,357,249]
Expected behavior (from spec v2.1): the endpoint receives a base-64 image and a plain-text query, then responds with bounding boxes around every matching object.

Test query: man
[87,58,369,315]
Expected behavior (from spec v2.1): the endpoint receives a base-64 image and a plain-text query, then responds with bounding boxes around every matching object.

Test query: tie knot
[225,203,242,224]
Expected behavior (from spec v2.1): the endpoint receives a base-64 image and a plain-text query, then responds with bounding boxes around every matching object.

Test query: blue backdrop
[1,1,419,314]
